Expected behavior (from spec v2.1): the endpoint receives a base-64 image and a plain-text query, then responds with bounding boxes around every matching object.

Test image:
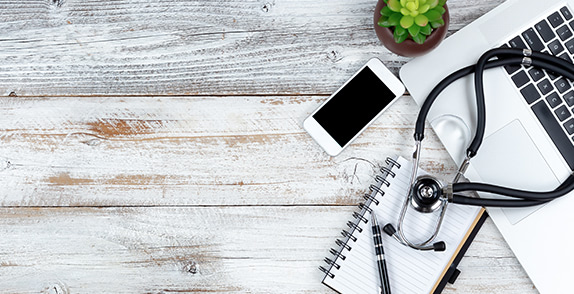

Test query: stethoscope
[383,47,574,251]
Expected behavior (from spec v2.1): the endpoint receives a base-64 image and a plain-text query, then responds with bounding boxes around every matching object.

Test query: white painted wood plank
[0,0,505,96]
[0,95,455,206]
[0,207,535,293]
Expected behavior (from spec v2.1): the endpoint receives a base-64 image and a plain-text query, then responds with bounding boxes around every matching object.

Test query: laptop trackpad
[471,120,560,224]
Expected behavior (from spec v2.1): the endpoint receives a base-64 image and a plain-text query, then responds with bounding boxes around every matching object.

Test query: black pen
[371,213,391,294]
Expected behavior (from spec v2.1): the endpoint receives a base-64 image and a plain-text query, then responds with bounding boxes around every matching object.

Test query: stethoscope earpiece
[433,241,446,252]
[382,223,396,236]
[382,223,446,252]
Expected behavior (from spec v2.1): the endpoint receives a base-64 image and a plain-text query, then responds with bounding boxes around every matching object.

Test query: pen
[371,213,391,294]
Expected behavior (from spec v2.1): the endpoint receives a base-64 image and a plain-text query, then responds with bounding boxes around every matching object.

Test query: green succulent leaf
[408,25,420,37]
[400,15,414,29]
[412,33,427,44]
[430,18,445,28]
[389,12,402,26]
[434,6,445,15]
[394,25,408,36]
[388,0,402,12]
[378,16,388,27]
[424,9,442,21]
[405,1,417,12]
[439,0,447,6]
[380,6,394,17]
[419,4,430,14]
[378,12,401,27]
[383,0,389,3]
[420,23,432,35]
[429,0,440,8]
[394,28,408,43]
[414,14,428,27]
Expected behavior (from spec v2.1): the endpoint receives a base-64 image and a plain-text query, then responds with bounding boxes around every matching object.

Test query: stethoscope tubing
[414,47,574,207]
[453,173,574,206]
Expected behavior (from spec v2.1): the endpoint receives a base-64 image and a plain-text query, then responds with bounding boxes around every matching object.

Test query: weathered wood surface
[0,207,535,293]
[0,0,503,97]
[0,0,538,293]
[0,95,455,206]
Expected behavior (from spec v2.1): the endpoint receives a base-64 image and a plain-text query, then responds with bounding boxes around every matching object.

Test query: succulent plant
[378,0,447,44]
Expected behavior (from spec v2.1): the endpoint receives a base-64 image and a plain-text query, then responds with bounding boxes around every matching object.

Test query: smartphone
[303,58,405,156]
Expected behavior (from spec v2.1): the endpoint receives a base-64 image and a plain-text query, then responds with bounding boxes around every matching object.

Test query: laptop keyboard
[503,5,574,170]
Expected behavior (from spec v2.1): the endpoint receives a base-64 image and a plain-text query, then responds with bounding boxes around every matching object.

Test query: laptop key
[538,79,554,95]
[554,77,571,93]
[522,28,545,51]
[549,11,565,28]
[528,67,545,81]
[566,38,574,54]
[555,105,572,121]
[558,52,573,63]
[531,101,574,170]
[548,39,565,55]
[565,90,574,106]
[557,25,573,41]
[520,84,541,104]
[512,71,530,88]
[562,6,573,20]
[547,70,559,81]
[535,20,556,42]
[509,36,528,49]
[547,92,562,108]
[565,118,574,135]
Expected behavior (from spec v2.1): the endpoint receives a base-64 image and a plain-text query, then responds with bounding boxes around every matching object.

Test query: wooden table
[0,0,539,292]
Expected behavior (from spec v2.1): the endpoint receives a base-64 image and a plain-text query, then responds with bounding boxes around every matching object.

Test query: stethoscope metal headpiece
[411,176,443,213]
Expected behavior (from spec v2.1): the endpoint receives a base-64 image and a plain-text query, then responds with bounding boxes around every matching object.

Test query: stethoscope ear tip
[433,241,446,252]
[383,223,396,236]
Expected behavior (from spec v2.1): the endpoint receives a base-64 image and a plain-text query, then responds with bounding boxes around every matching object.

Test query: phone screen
[313,66,396,147]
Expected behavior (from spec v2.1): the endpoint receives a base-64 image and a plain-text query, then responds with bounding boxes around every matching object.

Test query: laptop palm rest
[471,120,559,224]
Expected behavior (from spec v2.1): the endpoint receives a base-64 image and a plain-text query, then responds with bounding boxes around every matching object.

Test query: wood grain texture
[0,207,535,293]
[0,95,455,206]
[0,0,505,96]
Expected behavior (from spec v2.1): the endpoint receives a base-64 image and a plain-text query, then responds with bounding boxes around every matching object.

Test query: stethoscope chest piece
[411,176,444,213]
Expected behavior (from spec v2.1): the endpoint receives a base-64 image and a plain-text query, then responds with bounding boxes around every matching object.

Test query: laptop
[400,0,574,292]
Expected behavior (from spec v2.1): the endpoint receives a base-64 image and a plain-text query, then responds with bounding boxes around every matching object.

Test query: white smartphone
[303,58,405,156]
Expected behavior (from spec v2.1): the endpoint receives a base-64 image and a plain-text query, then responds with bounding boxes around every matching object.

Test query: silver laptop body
[400,0,574,292]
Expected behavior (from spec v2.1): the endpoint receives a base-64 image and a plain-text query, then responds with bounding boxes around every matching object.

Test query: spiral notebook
[320,156,486,294]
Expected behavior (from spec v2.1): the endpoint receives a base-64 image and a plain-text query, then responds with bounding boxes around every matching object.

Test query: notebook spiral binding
[319,157,401,279]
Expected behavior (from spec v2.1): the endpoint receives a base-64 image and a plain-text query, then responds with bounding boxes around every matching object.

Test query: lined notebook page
[323,157,481,294]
